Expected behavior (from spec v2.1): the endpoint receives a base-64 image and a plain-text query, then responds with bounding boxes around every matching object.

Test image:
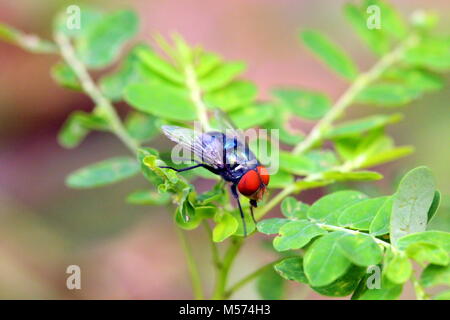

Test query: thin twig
[176,227,205,300]
[54,31,139,153]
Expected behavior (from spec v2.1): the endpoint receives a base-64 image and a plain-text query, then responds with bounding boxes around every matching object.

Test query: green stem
[224,258,285,299]
[54,31,139,153]
[411,274,430,300]
[212,238,243,299]
[176,227,205,300]
[316,223,391,249]
[184,63,211,131]
[292,34,418,155]
[203,221,222,268]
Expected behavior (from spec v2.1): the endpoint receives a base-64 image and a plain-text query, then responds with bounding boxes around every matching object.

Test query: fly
[159,118,270,237]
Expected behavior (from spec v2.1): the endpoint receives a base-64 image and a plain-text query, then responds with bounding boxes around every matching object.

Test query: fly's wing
[212,109,245,142]
[213,110,258,168]
[161,125,224,169]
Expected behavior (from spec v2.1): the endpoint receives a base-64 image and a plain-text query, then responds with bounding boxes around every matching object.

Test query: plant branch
[224,257,285,299]
[316,223,391,249]
[411,273,430,300]
[212,237,243,299]
[203,221,222,268]
[184,63,211,131]
[176,227,205,300]
[292,34,418,155]
[54,31,139,153]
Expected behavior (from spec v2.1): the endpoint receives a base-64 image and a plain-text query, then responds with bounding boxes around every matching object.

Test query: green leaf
[359,146,414,169]
[336,233,383,266]
[53,7,103,38]
[354,276,403,300]
[213,213,238,242]
[137,148,164,186]
[369,197,393,236]
[356,83,421,106]
[58,111,109,148]
[428,191,441,223]
[304,231,351,287]
[322,170,383,182]
[66,157,140,188]
[199,62,246,92]
[281,197,309,219]
[99,44,154,101]
[397,231,450,252]
[274,257,309,283]
[264,106,305,146]
[384,252,413,284]
[231,207,256,237]
[339,196,389,230]
[312,265,366,297]
[343,3,390,55]
[272,88,330,120]
[135,46,184,84]
[269,170,294,189]
[256,268,285,300]
[383,68,444,93]
[307,190,368,225]
[204,81,257,111]
[228,103,274,129]
[365,0,407,39]
[124,83,196,121]
[326,114,403,139]
[125,112,160,142]
[406,242,449,266]
[279,152,316,176]
[257,218,290,235]
[126,190,171,205]
[404,37,450,72]
[51,62,81,90]
[304,150,339,173]
[273,220,327,252]
[195,52,222,78]
[421,264,450,288]
[390,166,436,246]
[300,30,358,80]
[76,10,138,68]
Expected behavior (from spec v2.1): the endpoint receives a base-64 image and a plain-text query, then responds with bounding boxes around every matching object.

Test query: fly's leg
[249,199,258,225]
[159,164,204,172]
[231,184,247,237]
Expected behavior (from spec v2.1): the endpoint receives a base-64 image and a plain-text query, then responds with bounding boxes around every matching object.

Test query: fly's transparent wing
[161,125,224,169]
[213,109,245,142]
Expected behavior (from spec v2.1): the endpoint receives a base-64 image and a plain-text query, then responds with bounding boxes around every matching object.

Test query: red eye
[238,170,261,196]
[257,166,270,186]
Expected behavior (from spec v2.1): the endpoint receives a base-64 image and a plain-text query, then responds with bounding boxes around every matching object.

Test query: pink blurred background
[0,0,449,299]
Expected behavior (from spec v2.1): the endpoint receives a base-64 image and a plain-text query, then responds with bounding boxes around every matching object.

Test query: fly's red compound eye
[238,170,261,196]
[257,166,270,186]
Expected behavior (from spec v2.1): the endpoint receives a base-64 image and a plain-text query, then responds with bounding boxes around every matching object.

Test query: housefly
[160,116,270,236]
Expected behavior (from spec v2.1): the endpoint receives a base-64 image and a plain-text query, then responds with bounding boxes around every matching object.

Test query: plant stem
[411,273,430,300]
[176,227,205,300]
[212,237,243,299]
[54,31,139,153]
[203,221,222,268]
[224,258,285,299]
[292,35,418,155]
[184,63,211,131]
[316,223,391,249]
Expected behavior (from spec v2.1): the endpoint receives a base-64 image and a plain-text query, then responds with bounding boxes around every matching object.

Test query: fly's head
[237,166,270,201]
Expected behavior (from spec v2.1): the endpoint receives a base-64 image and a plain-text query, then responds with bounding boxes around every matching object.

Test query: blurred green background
[0,0,448,299]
